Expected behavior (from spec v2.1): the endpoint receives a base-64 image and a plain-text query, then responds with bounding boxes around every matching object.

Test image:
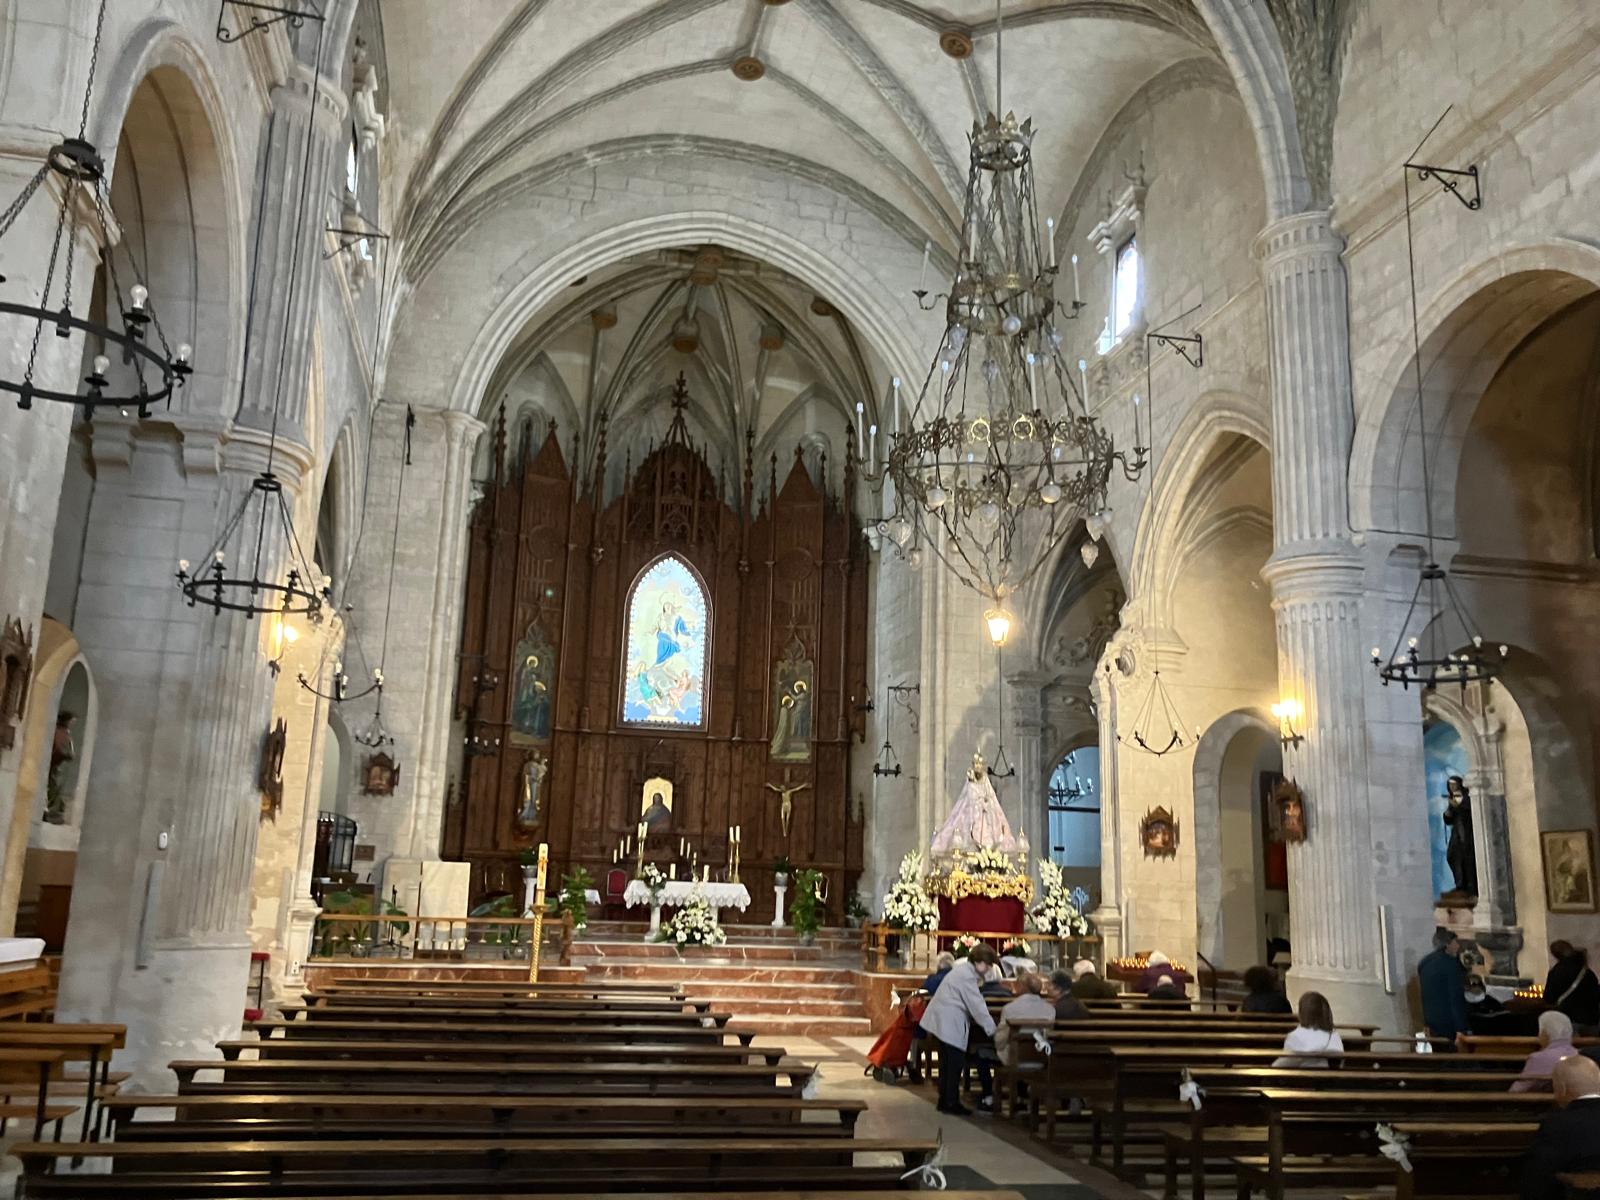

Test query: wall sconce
[1271,699,1304,750]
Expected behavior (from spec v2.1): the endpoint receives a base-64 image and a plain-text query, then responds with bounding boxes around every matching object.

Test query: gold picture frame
[1542,829,1598,914]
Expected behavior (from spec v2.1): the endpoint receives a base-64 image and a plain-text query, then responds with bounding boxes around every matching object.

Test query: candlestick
[919,240,930,290]
[1071,253,1081,305]
[1078,358,1088,403]
[891,378,901,435]
[854,401,865,459]
[1132,393,1142,445]
[1045,217,1056,268]
[868,423,877,465]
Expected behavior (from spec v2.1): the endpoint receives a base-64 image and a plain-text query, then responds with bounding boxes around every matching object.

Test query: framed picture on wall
[1541,829,1598,914]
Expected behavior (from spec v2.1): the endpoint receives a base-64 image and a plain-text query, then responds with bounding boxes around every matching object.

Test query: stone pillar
[1005,670,1048,868]
[1091,651,1125,961]
[1257,212,1434,1034]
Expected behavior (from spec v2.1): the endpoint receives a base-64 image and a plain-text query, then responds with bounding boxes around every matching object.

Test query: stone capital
[1261,543,1365,601]
[1252,208,1346,270]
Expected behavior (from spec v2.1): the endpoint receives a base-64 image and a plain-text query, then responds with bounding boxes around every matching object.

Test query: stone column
[1257,212,1435,1034]
[1005,670,1049,867]
[1091,650,1125,961]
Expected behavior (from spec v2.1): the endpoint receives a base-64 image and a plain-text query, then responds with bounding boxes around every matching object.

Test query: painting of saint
[641,777,674,834]
[1543,830,1598,914]
[621,556,708,728]
[510,623,553,743]
[770,642,814,762]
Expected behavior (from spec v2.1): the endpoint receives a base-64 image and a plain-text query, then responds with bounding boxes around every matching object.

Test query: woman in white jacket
[918,943,999,1115]
[1273,991,1344,1068]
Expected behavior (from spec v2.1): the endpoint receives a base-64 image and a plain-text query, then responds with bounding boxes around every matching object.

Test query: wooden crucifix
[764,770,810,839]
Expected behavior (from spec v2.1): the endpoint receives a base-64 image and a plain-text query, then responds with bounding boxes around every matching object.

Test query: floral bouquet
[639,862,667,903]
[1029,859,1091,937]
[1000,937,1032,958]
[658,884,726,947]
[950,933,981,958]
[965,846,1015,876]
[881,851,938,931]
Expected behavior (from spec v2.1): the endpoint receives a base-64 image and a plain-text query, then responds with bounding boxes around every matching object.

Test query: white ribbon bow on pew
[1177,1068,1205,1111]
[700,1015,717,1028]
[901,1138,948,1190]
[1030,1029,1053,1055]
[1377,1123,1413,1173]
[801,1065,823,1099]
[890,990,902,1007]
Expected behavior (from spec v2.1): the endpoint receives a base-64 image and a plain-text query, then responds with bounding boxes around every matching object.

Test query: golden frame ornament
[1139,806,1179,859]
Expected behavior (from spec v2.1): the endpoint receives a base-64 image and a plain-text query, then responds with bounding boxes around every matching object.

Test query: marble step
[582,960,859,985]
[730,1014,876,1036]
[683,994,863,1017]
[574,941,837,963]
[585,920,858,940]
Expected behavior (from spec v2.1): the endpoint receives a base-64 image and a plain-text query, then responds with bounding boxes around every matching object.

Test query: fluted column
[1005,670,1049,868]
[1257,212,1433,1033]
[1091,652,1125,961]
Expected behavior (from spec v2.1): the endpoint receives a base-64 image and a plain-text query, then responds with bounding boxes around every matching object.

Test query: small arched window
[1112,236,1140,339]
[345,130,360,197]
[620,555,710,729]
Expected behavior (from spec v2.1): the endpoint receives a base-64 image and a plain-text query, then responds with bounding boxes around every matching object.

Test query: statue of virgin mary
[931,753,1018,855]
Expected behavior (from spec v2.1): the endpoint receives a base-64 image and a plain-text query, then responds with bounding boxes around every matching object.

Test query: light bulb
[1372,647,1382,660]
[1040,482,1061,504]
[176,343,192,364]
[178,559,190,574]
[1498,645,1509,657]
[1001,314,1022,336]
[281,625,298,645]
[1472,635,1483,648]
[1080,541,1099,569]
[129,284,148,310]
[1408,637,1419,649]
[975,501,1000,527]
[214,550,226,563]
[1085,509,1110,541]
[926,485,947,511]
[892,376,901,390]
[984,607,1013,647]
[907,548,923,570]
[949,325,967,348]
[941,360,952,373]
[92,355,109,377]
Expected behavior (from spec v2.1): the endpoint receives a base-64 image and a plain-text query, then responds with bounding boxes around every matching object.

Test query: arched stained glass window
[620,555,709,729]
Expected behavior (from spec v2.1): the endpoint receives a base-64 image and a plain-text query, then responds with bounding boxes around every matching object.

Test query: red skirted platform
[938,895,1025,936]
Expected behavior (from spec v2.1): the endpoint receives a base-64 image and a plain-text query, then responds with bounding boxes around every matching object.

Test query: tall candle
[869,423,877,465]
[891,377,902,435]
[1078,358,1088,403]
[1071,253,1081,305]
[669,862,676,880]
[855,402,866,459]
[919,240,930,290]
[704,864,711,883]
[1132,393,1142,444]
[1045,217,1057,268]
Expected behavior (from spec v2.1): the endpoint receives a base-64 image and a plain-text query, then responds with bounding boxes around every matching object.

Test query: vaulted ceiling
[378,0,1217,275]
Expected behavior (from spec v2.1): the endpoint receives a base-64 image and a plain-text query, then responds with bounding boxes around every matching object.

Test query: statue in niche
[44,711,76,825]
[1442,775,1478,901]
[509,622,553,744]
[770,639,814,763]
[517,752,548,828]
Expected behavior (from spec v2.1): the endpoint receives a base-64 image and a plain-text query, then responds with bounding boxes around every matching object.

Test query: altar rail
[310,912,575,966]
[860,922,1100,975]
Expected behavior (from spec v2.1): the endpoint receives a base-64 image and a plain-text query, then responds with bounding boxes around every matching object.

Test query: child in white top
[1272,991,1345,1068]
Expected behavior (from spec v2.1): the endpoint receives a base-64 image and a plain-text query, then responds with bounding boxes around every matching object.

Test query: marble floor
[766,1033,1149,1199]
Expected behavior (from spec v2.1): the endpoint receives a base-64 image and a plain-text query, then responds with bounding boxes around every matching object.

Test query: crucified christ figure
[764,777,811,838]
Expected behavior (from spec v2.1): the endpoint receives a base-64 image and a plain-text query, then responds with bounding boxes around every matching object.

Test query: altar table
[623,880,752,941]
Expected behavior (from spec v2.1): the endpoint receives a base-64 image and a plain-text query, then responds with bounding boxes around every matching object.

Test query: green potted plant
[791,868,824,944]
[844,890,870,929]
[554,866,594,933]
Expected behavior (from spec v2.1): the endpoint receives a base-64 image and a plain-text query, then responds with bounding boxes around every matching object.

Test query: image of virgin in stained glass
[621,556,708,728]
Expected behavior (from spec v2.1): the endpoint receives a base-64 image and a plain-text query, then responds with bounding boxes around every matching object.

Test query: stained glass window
[620,555,709,728]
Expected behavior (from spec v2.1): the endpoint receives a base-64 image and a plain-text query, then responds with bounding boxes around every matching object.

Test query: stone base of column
[84,939,251,1091]
[1286,964,1415,1038]
[1091,905,1123,962]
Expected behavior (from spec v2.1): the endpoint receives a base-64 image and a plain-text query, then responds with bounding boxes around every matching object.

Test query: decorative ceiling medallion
[940,29,975,58]
[688,248,724,285]
[732,55,766,82]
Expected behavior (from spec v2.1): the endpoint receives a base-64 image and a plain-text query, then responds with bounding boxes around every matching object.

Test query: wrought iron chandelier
[882,2,1145,606]
[1373,123,1504,691]
[0,0,193,416]
[176,18,330,627]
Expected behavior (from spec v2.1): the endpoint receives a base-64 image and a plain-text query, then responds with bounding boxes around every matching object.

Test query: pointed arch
[619,553,712,731]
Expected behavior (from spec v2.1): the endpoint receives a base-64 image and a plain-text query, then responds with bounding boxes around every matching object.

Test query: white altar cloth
[623,880,751,911]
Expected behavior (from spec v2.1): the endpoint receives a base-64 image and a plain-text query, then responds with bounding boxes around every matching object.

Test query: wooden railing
[310,912,575,966]
[859,921,1101,975]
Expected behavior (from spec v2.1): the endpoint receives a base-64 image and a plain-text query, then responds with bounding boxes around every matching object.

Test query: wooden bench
[1384,1121,1540,1199]
[0,1047,66,1140]
[104,1092,866,1138]
[0,1022,125,1142]
[304,990,712,1015]
[257,1015,749,1044]
[13,1135,941,1197]
[169,1057,818,1097]
[280,1003,732,1029]
[218,1037,786,1067]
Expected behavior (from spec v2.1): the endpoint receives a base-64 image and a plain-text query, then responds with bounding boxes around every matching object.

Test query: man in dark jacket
[1418,927,1470,1045]
[1521,1054,1600,1200]
[1050,968,1090,1021]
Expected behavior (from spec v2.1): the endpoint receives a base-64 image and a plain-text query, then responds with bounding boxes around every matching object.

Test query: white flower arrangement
[657,884,725,947]
[881,851,939,931]
[1029,859,1091,937]
[639,862,667,903]
[965,847,1015,876]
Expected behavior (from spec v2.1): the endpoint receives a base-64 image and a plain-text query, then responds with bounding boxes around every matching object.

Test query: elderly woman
[918,944,998,1116]
[1141,951,1187,998]
[1512,1011,1580,1093]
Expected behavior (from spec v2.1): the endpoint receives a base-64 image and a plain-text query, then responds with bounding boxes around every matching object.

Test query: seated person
[1464,974,1520,1034]
[981,971,1056,1112]
[1511,1011,1579,1093]
[1069,958,1119,1001]
[1544,941,1600,1033]
[1273,991,1344,1067]
[1520,1054,1600,1200]
[1148,973,1186,1001]
[1240,964,1293,1014]
[1050,967,1090,1021]
[921,951,956,995]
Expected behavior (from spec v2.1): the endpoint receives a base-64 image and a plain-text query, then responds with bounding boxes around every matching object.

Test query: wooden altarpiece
[448,378,869,920]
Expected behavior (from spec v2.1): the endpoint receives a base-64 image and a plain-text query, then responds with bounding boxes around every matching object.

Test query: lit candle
[1078,358,1088,402]
[919,240,930,290]
[704,864,711,883]
[1071,253,1081,305]
[855,401,866,460]
[869,423,877,465]
[612,847,618,863]
[891,377,902,435]
[669,862,676,880]
[1045,217,1057,268]
[1132,393,1142,444]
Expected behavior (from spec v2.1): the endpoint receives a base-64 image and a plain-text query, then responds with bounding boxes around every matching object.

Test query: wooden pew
[218,1037,786,1067]
[104,1093,867,1139]
[317,977,682,993]
[304,989,712,1015]
[1372,1120,1538,1200]
[13,1134,942,1197]
[0,1047,66,1140]
[168,1057,818,1097]
[254,1017,752,1046]
[0,1022,124,1143]
[280,1002,730,1028]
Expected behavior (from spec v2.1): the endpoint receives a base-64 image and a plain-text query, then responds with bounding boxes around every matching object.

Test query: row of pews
[912,986,1565,1199]
[12,975,1021,1197]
